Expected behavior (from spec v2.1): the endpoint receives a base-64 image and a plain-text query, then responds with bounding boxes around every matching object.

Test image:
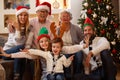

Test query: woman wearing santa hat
[2,6,30,80]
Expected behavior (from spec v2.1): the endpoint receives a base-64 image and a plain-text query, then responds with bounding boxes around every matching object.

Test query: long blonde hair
[17,14,30,36]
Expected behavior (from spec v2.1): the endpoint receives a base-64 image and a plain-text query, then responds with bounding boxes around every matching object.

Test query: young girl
[0,37,74,80]
[2,27,52,80]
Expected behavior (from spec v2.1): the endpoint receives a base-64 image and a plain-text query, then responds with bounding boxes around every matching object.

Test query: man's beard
[89,34,96,45]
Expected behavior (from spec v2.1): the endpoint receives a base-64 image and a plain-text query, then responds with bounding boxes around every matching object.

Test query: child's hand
[68,55,74,61]
[20,49,29,53]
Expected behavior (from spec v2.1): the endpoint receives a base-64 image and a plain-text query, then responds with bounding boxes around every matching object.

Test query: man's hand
[85,51,93,67]
[12,22,20,31]
[8,23,15,33]
[84,35,90,48]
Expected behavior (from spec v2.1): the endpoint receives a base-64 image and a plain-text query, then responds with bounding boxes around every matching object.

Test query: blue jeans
[47,73,64,80]
[3,45,25,60]
[74,67,104,80]
[100,49,117,80]
[74,49,117,80]
[64,51,83,80]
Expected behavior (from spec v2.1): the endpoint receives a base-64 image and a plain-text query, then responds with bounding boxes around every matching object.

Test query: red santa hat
[35,1,51,15]
[83,17,94,28]
[16,6,29,16]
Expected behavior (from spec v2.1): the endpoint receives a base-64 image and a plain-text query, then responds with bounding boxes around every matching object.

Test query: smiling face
[52,42,62,55]
[60,11,71,24]
[36,9,49,23]
[84,26,95,38]
[17,12,29,25]
[39,37,50,51]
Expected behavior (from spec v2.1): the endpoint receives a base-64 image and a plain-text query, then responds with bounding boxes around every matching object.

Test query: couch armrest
[0,60,14,80]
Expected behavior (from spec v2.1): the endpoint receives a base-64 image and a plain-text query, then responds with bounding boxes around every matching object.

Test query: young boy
[0,37,74,80]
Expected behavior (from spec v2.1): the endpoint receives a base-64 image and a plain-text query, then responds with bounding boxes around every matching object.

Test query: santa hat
[35,1,51,15]
[37,27,50,41]
[83,17,94,28]
[16,6,29,16]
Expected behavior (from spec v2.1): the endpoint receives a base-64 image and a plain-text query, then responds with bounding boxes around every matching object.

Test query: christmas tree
[78,0,120,63]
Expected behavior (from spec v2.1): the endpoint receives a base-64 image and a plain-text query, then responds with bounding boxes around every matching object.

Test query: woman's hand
[0,47,11,57]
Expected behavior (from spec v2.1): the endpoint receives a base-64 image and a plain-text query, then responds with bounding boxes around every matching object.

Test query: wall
[0,0,83,34]
[112,0,120,24]
[69,0,83,25]
[119,0,120,24]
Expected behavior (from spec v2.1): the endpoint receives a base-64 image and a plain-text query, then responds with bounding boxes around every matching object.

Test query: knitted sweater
[62,37,110,71]
[11,49,72,74]
[3,31,26,50]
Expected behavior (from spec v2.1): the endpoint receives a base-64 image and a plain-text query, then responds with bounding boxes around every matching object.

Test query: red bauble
[87,9,92,14]
[112,49,117,54]
[100,29,105,34]
[97,0,102,3]
[114,24,118,28]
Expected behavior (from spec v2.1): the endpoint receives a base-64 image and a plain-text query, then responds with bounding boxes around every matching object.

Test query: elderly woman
[56,10,84,80]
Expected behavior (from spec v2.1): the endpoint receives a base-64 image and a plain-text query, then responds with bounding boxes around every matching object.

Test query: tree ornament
[110,20,114,24]
[80,9,87,19]
[98,6,100,10]
[106,5,110,10]
[94,9,96,11]
[107,13,110,15]
[106,5,111,10]
[112,49,117,54]
[116,29,120,38]
[100,16,108,25]
[92,13,97,18]
[53,0,60,9]
[111,40,116,45]
[114,24,118,28]
[97,0,102,3]
[100,29,105,34]
[91,4,94,7]
[83,2,88,7]
[87,9,92,14]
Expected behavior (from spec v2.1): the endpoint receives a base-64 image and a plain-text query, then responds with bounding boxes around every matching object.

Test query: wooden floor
[116,63,120,80]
